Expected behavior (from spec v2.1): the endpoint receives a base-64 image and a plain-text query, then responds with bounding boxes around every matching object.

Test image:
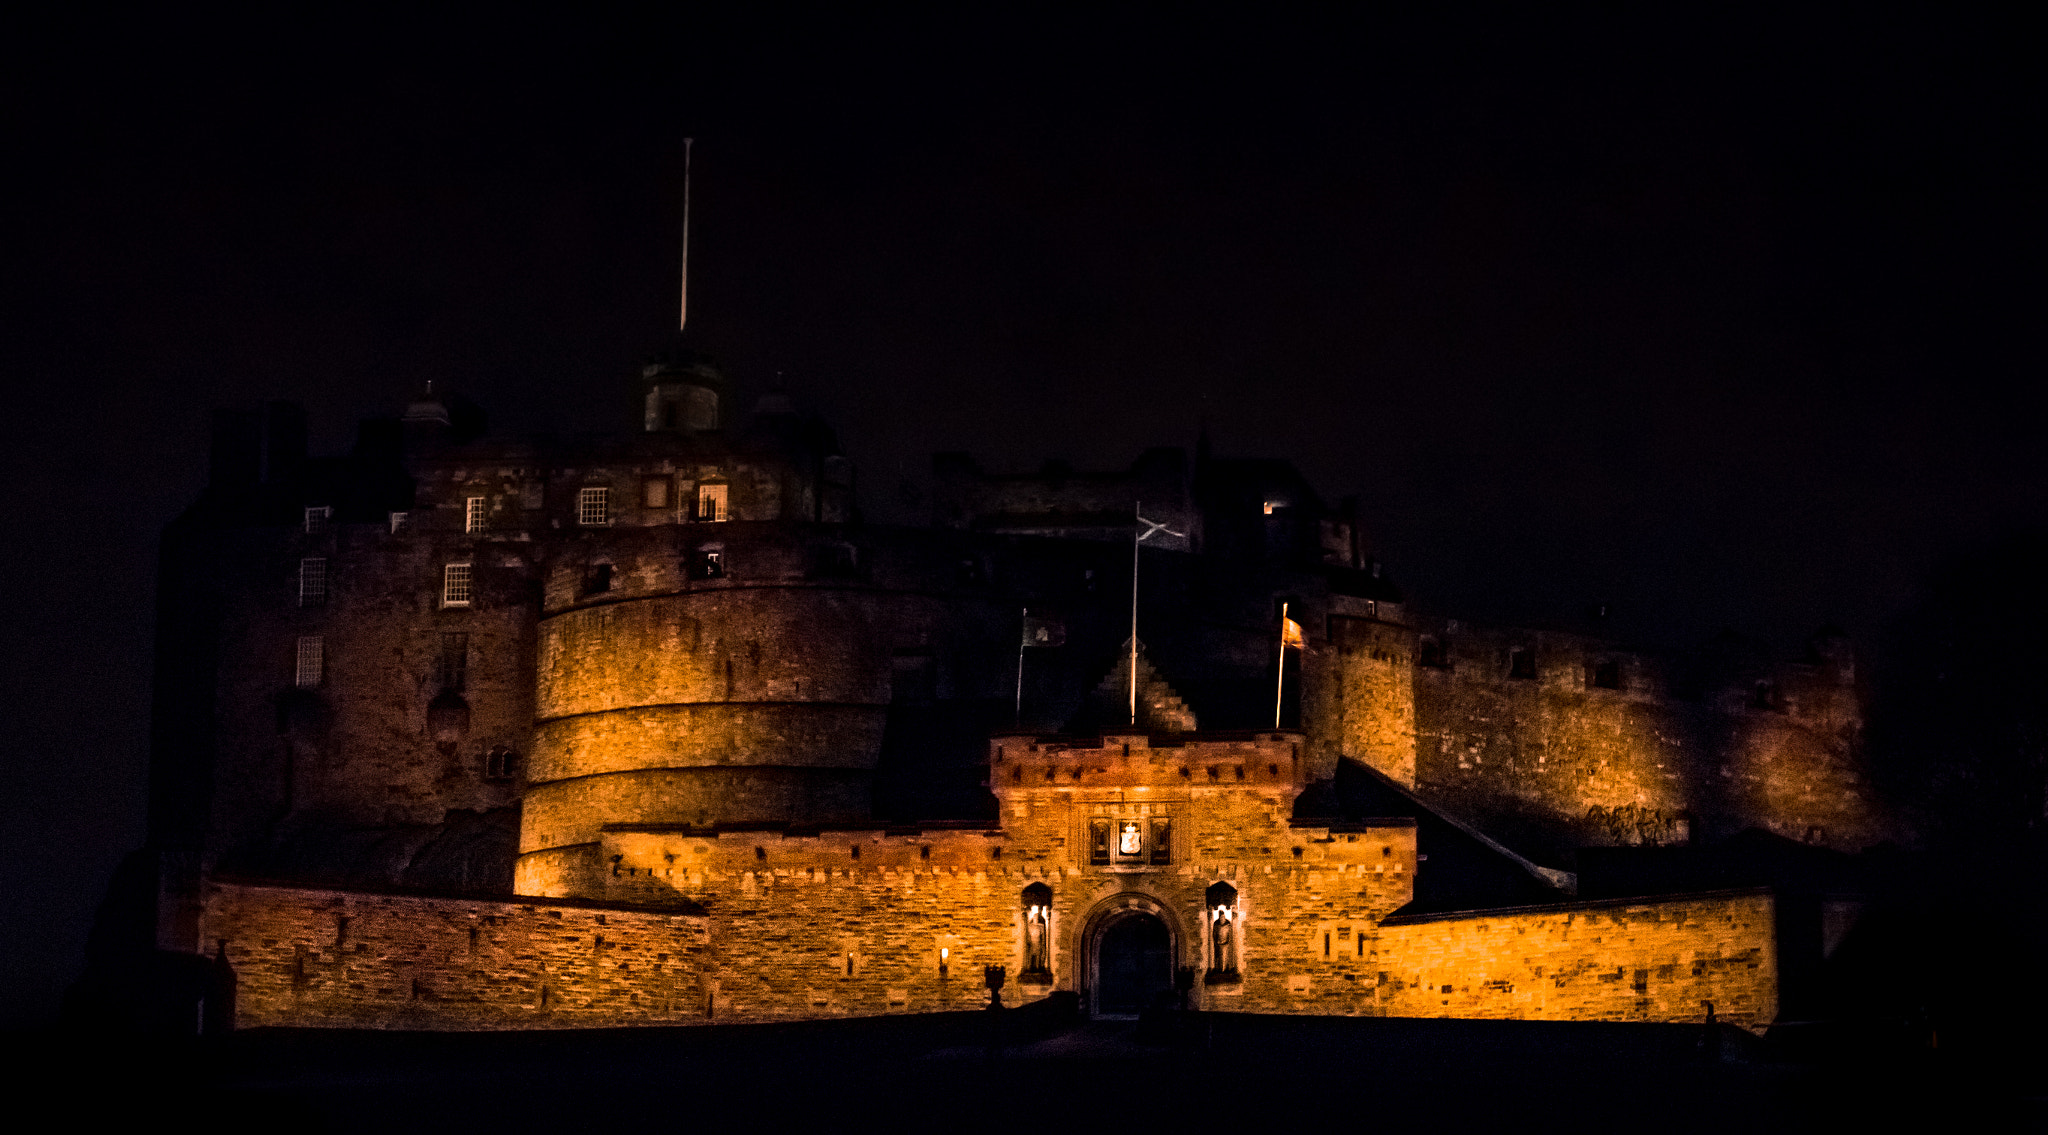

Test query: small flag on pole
[1281,613,1305,649]
[1022,614,1067,648]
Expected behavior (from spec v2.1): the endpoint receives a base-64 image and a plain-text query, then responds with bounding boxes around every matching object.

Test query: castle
[97,349,1886,1032]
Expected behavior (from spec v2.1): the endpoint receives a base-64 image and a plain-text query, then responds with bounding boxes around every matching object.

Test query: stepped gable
[1078,637,1198,732]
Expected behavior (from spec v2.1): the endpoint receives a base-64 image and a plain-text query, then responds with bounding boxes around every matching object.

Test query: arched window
[1021,883,1053,978]
[1205,881,1239,982]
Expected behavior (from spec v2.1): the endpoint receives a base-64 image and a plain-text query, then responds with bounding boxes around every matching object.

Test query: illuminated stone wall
[202,734,1779,1032]
[1314,616,1885,851]
[1374,891,1778,1031]
[200,879,711,1030]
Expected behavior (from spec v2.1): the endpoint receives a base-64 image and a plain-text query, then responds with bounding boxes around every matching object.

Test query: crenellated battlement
[988,730,1306,795]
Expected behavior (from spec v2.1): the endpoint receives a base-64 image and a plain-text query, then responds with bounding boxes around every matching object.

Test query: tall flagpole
[1274,602,1289,729]
[1015,608,1027,729]
[1129,504,1142,726]
[678,137,694,332]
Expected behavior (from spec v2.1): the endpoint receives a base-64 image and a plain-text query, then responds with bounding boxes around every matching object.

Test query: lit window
[388,511,409,534]
[577,486,610,526]
[1263,500,1283,515]
[298,558,327,606]
[690,549,724,580]
[696,483,728,522]
[295,635,323,688]
[465,496,486,534]
[641,476,670,509]
[304,506,332,534]
[442,563,473,607]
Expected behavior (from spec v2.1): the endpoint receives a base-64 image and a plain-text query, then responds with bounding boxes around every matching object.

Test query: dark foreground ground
[5,1005,2039,1132]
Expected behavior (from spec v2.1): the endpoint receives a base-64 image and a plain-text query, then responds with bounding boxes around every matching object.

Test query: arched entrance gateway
[1081,895,1181,1018]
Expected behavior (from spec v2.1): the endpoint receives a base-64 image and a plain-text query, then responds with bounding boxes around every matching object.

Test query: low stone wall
[1373,890,1777,1030]
[201,879,711,1030]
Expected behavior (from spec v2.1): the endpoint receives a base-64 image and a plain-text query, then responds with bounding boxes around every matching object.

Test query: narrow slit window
[577,486,610,527]
[465,496,486,534]
[298,557,327,606]
[295,635,323,688]
[442,563,473,608]
[437,632,468,691]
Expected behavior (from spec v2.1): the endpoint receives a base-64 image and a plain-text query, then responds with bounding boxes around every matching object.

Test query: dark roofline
[600,820,1004,837]
[1378,886,1775,926]
[1339,759,1577,894]
[207,874,707,917]
[989,728,1306,747]
[1290,817,1418,831]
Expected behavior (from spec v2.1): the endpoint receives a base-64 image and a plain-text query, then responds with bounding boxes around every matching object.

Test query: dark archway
[1094,910,1172,1017]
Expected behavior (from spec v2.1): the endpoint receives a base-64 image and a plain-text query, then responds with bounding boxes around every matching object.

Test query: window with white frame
[465,496,486,534]
[388,511,410,534]
[442,563,473,607]
[298,557,327,606]
[696,482,728,522]
[304,506,332,534]
[577,486,610,526]
[295,635,324,688]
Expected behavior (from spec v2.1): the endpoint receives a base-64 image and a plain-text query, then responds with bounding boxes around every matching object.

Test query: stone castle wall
[200,879,712,1030]
[1375,891,1778,1030]
[1310,617,1884,851]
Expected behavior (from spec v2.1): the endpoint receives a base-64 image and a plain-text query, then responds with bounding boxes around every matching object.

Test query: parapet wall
[1374,890,1777,1030]
[201,879,710,1030]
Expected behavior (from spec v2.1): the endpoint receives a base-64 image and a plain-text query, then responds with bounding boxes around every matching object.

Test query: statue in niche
[1021,882,1053,977]
[1206,880,1239,980]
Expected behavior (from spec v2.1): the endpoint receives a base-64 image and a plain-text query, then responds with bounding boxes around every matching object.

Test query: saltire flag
[1280,613,1305,649]
[1023,614,1067,648]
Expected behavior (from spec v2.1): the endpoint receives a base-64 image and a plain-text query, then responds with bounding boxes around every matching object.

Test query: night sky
[2,11,2039,1024]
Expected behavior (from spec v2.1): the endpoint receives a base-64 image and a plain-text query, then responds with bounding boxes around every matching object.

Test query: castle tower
[642,352,729,433]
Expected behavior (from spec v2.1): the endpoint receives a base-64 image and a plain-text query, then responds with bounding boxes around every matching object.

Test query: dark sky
[1,11,2039,1023]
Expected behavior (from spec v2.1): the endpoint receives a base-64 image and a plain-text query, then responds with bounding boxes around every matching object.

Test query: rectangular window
[696,483,728,522]
[1149,818,1173,865]
[437,632,468,691]
[641,476,670,509]
[388,511,410,534]
[304,506,332,534]
[298,557,327,606]
[442,563,473,607]
[465,496,486,534]
[295,635,323,688]
[1509,648,1537,680]
[1089,818,1111,865]
[577,486,610,526]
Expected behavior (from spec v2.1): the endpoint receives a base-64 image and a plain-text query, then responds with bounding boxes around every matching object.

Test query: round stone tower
[512,368,978,899]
